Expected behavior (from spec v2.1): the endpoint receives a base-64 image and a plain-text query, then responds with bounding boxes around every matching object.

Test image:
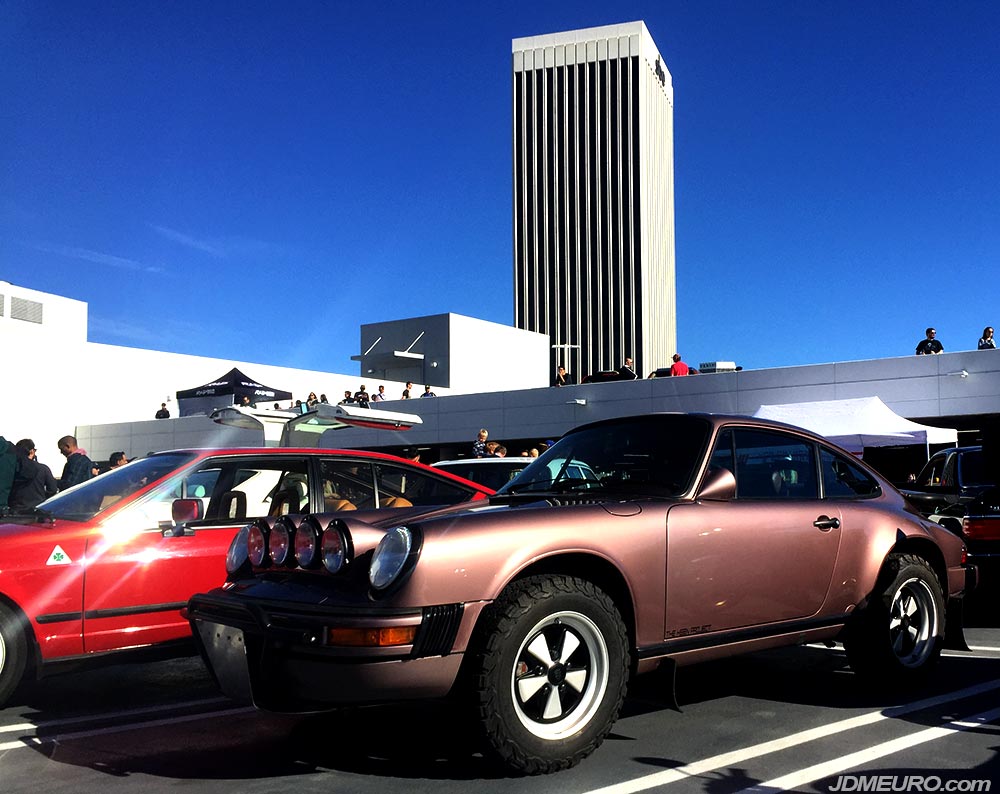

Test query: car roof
[147,447,493,493]
[433,458,530,466]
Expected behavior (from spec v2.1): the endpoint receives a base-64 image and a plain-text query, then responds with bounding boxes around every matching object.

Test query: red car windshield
[35,453,198,521]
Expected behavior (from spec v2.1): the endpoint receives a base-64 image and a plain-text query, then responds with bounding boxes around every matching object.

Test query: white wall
[448,314,549,393]
[0,282,414,467]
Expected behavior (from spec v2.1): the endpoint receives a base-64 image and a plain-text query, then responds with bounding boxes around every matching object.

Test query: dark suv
[902,446,989,516]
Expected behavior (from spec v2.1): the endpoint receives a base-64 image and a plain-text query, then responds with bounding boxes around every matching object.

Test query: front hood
[0,515,59,536]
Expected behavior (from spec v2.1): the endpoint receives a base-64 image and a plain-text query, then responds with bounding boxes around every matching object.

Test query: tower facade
[512,21,675,380]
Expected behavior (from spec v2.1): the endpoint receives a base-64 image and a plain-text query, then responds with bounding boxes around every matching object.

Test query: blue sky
[3,1,998,376]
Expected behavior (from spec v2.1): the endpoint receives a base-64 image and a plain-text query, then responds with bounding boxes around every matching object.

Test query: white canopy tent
[752,396,957,454]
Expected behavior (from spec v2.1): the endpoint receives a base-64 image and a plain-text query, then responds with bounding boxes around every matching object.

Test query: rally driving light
[294,515,322,569]
[269,516,297,566]
[248,521,270,567]
[321,520,349,574]
[370,526,412,590]
[226,523,252,575]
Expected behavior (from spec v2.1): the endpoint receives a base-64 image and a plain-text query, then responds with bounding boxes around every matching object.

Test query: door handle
[813,515,840,530]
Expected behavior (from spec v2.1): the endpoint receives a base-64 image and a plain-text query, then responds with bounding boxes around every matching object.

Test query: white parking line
[0,697,229,734]
[738,704,1000,793]
[0,701,250,752]
[580,679,1000,794]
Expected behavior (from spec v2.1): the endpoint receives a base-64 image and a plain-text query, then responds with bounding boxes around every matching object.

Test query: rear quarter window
[820,448,881,498]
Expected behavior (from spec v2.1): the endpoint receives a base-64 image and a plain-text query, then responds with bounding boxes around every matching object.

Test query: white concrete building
[512,21,677,380]
[0,282,547,467]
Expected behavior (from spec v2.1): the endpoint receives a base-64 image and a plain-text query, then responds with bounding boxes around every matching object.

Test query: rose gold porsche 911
[188,413,975,775]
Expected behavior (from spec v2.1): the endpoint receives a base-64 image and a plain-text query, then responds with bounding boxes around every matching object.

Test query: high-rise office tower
[512,21,675,380]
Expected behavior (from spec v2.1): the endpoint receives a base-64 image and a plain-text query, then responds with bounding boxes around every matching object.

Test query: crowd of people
[470,427,554,459]
[552,353,695,386]
[916,325,996,355]
[0,433,132,514]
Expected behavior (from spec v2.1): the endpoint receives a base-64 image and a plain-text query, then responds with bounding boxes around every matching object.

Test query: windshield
[35,453,198,521]
[498,415,711,498]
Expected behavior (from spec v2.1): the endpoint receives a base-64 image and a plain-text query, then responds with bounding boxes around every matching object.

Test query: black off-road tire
[845,553,945,683]
[468,574,629,775]
[0,603,28,707]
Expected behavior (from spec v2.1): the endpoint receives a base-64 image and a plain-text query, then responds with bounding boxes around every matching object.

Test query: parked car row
[0,446,492,705]
[432,457,532,491]
[188,413,975,775]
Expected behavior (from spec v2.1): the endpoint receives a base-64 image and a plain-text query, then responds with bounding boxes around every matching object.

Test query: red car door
[82,455,308,653]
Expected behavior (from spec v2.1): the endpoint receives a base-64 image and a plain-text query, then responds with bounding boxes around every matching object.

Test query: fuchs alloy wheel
[470,575,629,774]
[0,603,28,707]
[846,553,945,681]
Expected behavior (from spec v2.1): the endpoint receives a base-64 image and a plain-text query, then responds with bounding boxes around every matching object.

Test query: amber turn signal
[326,626,417,647]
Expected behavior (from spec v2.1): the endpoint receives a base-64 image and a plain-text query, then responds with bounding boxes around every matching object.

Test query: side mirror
[697,466,737,501]
[171,498,203,523]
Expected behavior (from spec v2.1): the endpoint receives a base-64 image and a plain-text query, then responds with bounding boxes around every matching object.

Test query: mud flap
[660,658,682,711]
[943,598,970,652]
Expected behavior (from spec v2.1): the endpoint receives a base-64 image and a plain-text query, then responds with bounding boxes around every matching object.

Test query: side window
[917,455,946,487]
[820,449,881,498]
[121,465,224,527]
[375,463,471,507]
[941,454,957,488]
[320,460,375,511]
[733,429,818,500]
[223,459,310,518]
[960,450,986,487]
[708,428,735,476]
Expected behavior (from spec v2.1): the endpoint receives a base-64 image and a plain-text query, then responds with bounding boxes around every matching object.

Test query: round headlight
[322,522,348,574]
[269,516,295,566]
[295,515,321,569]
[248,521,269,568]
[226,523,252,575]
[370,526,413,590]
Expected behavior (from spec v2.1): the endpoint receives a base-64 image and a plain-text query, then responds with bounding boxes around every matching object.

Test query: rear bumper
[188,590,466,712]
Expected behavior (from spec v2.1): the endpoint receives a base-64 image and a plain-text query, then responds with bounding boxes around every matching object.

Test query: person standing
[669,353,690,376]
[618,357,638,380]
[979,327,996,350]
[402,381,413,399]
[155,402,170,419]
[371,385,387,402]
[0,436,17,510]
[472,429,489,458]
[915,327,944,355]
[57,435,94,490]
[553,365,573,386]
[420,385,437,398]
[9,439,58,510]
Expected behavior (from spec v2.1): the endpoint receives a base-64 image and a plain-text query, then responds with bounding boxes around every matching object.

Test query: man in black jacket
[57,435,94,491]
[0,436,16,510]
[9,439,58,510]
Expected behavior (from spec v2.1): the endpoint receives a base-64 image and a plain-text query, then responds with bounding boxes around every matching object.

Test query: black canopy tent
[175,368,293,417]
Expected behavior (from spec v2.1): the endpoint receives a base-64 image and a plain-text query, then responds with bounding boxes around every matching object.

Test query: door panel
[666,501,841,635]
[82,455,310,652]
